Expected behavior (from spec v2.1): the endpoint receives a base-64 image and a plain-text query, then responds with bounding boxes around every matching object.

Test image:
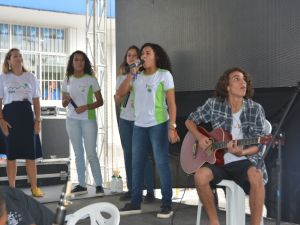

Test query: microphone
[65,93,78,108]
[127,59,144,81]
[69,98,78,108]
[128,59,144,69]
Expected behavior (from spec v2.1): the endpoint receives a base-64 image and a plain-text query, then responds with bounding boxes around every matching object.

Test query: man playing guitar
[185,67,267,225]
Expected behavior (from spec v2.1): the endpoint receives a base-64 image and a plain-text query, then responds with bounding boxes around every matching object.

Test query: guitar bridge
[192,140,198,159]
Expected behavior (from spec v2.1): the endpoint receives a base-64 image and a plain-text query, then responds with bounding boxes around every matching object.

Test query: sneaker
[95,186,105,196]
[71,185,88,195]
[119,203,142,216]
[143,192,155,203]
[119,191,131,201]
[31,187,44,197]
[157,205,173,219]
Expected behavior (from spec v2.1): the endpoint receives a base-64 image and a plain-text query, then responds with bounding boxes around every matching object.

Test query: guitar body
[180,127,230,174]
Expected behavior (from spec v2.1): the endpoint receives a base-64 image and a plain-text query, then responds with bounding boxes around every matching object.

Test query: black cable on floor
[171,175,191,225]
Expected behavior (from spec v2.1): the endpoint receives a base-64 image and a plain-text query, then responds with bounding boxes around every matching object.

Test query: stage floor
[20,185,299,225]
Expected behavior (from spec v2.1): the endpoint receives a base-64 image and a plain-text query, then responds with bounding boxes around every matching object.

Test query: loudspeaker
[41,117,69,159]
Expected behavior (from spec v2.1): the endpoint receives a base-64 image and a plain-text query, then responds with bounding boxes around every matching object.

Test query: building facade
[0,6,89,105]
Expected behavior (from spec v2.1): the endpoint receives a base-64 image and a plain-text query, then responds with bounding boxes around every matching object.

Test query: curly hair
[118,45,140,75]
[65,50,94,81]
[140,43,172,73]
[2,48,28,74]
[214,67,254,99]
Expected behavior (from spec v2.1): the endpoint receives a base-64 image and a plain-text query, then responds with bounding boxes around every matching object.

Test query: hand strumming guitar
[197,133,212,151]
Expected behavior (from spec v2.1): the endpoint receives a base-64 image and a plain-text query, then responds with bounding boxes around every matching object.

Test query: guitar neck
[213,137,260,149]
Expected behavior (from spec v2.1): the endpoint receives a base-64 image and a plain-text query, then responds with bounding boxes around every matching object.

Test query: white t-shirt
[0,72,40,105]
[61,74,100,120]
[116,74,135,121]
[224,109,247,164]
[132,69,174,127]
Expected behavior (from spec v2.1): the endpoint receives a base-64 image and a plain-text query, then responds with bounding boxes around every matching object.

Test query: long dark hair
[214,67,254,99]
[65,50,94,80]
[140,43,172,73]
[118,45,140,75]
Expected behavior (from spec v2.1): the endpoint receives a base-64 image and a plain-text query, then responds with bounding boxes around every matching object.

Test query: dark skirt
[1,101,42,160]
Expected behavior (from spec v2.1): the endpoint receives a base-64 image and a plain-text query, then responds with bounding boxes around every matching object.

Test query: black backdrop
[168,87,300,223]
[116,0,300,91]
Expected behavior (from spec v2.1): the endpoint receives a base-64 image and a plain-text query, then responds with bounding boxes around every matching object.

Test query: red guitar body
[180,127,272,174]
[180,127,229,174]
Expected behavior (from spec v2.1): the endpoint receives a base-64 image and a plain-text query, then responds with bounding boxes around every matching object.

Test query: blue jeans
[131,121,172,207]
[66,118,103,187]
[118,118,154,193]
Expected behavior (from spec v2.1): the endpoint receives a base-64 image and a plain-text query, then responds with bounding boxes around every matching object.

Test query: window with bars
[41,28,65,53]
[40,55,66,100]
[0,24,9,49]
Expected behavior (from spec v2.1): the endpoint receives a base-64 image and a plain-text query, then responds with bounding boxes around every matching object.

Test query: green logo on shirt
[146,84,152,92]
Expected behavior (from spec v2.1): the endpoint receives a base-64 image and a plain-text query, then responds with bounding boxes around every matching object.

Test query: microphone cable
[170,175,192,225]
[122,92,131,108]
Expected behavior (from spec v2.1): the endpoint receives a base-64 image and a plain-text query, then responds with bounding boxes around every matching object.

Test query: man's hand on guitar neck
[227,140,244,156]
[227,140,260,157]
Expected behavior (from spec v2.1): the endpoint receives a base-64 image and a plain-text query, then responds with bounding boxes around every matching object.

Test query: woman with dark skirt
[0,48,44,197]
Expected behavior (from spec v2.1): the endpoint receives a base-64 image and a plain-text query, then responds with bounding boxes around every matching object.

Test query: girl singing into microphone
[115,45,155,202]
[118,43,179,218]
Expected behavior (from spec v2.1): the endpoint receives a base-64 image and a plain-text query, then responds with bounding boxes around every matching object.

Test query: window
[26,26,39,51]
[12,25,26,49]
[41,28,65,53]
[0,23,9,49]
[41,55,66,100]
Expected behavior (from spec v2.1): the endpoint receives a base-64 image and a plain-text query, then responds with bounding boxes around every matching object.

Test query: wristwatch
[169,123,177,129]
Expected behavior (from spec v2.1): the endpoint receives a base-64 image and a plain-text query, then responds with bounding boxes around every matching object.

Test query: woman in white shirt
[62,50,104,196]
[119,43,180,218]
[115,45,155,202]
[0,48,43,197]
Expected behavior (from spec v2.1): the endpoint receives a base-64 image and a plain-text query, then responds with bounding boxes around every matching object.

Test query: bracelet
[35,118,42,122]
[168,125,176,130]
[169,123,177,129]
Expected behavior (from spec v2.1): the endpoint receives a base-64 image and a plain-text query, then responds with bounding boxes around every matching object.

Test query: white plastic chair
[196,120,272,225]
[66,202,120,225]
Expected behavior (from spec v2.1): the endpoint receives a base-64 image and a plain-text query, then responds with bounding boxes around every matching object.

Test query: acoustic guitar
[180,127,272,174]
